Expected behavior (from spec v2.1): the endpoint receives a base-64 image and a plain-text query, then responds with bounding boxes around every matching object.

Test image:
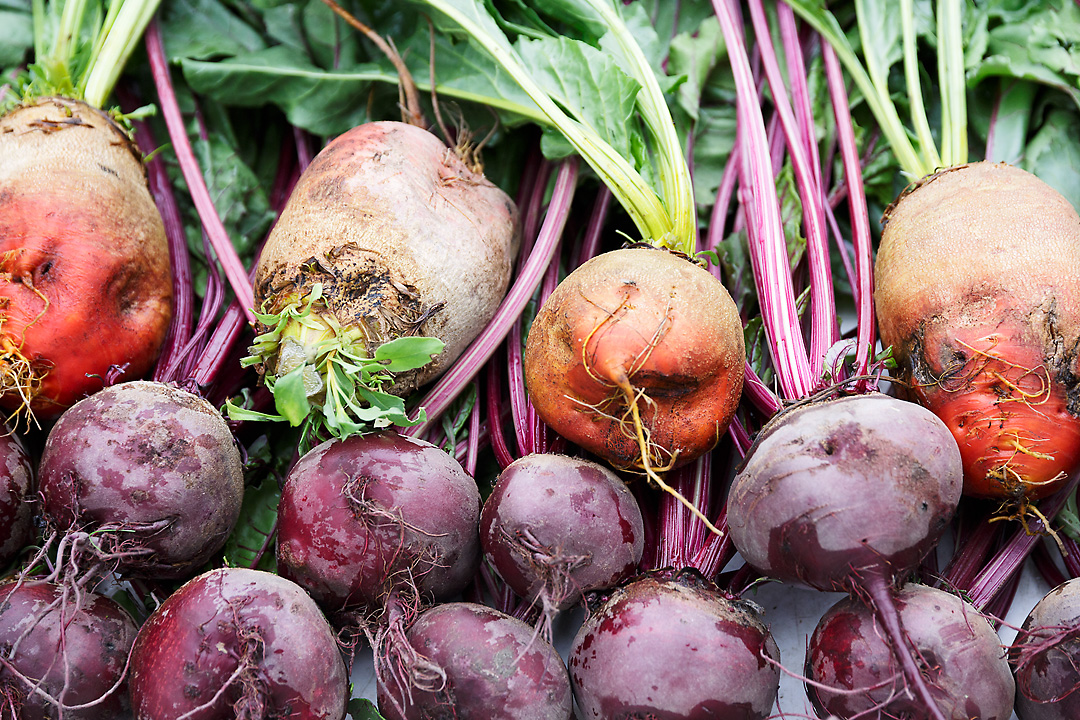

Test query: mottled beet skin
[0,431,33,568]
[376,602,573,720]
[569,575,780,720]
[1012,577,1080,720]
[728,393,963,591]
[480,454,644,610]
[0,580,138,720]
[276,432,481,611]
[37,381,245,579]
[808,584,1015,720]
[129,568,348,720]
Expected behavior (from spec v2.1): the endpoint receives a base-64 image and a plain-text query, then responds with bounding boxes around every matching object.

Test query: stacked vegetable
[2,0,1080,719]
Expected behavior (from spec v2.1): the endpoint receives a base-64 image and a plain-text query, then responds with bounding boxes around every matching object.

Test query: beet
[807,583,1014,719]
[376,602,573,720]
[37,381,245,579]
[0,431,33,569]
[129,567,348,720]
[568,574,780,720]
[1012,577,1080,719]
[0,579,138,720]
[275,431,481,611]
[480,454,644,626]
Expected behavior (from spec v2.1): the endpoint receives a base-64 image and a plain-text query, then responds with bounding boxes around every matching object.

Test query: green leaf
[668,16,724,124]
[157,0,266,62]
[273,364,312,426]
[1022,108,1080,214]
[347,698,386,720]
[224,401,288,423]
[0,4,33,69]
[222,475,281,572]
[373,336,445,373]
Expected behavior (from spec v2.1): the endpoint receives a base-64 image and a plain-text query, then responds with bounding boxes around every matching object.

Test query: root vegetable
[129,567,348,720]
[1011,577,1080,719]
[875,162,1080,504]
[0,430,33,569]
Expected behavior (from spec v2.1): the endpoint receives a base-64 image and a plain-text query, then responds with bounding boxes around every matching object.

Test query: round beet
[129,567,348,720]
[808,583,1014,719]
[1012,577,1080,719]
[0,431,33,569]
[276,432,481,611]
[568,574,780,719]
[480,454,643,622]
[0,579,138,720]
[37,381,245,579]
[376,602,573,720]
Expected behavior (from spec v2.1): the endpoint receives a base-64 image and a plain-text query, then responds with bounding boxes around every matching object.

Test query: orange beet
[875,162,1080,502]
[523,246,745,471]
[0,97,172,419]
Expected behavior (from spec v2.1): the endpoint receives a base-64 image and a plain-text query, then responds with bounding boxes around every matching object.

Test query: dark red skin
[1012,577,1080,719]
[129,567,348,720]
[0,580,138,720]
[36,381,245,579]
[376,602,573,720]
[0,431,33,568]
[480,453,644,610]
[807,584,1015,719]
[276,432,481,612]
[568,575,780,720]
[727,394,963,592]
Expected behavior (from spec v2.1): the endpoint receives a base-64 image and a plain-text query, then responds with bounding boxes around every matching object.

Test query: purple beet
[129,567,348,720]
[37,381,245,579]
[0,431,33,569]
[568,573,780,719]
[376,602,573,720]
[275,431,481,611]
[480,453,643,631]
[807,583,1014,719]
[1012,577,1080,719]
[727,393,963,720]
[0,579,138,720]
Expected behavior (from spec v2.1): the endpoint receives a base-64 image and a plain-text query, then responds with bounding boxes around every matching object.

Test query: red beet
[1012,577,1080,719]
[480,454,644,631]
[807,583,1014,719]
[129,567,348,720]
[0,431,33,569]
[376,602,573,720]
[275,432,481,612]
[0,579,138,720]
[36,381,245,579]
[568,574,780,720]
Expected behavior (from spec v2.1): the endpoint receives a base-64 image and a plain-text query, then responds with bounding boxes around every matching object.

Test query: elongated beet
[376,602,573,720]
[480,454,644,625]
[129,567,348,720]
[37,381,244,579]
[0,431,33,569]
[807,583,1014,719]
[0,579,138,720]
[1012,577,1080,719]
[568,574,780,719]
[276,431,481,611]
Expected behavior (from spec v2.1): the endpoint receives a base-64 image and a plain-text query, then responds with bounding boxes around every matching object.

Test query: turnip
[375,602,573,720]
[1011,577,1080,719]
[807,583,1015,720]
[128,567,348,720]
[0,0,172,421]
[232,7,519,443]
[0,430,33,569]
[0,579,139,720]
[568,574,781,719]
[479,453,644,637]
[36,380,245,580]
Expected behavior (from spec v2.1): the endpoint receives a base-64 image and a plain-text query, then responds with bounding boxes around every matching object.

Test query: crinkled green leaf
[1022,107,1080,214]
[273,364,311,426]
[194,128,276,259]
[158,0,266,61]
[668,16,724,124]
[223,476,281,572]
[373,336,445,373]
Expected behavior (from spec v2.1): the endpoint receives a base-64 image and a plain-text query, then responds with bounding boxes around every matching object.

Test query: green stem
[937,0,967,167]
[786,0,927,178]
[901,0,942,171]
[417,0,673,244]
[82,0,163,107]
